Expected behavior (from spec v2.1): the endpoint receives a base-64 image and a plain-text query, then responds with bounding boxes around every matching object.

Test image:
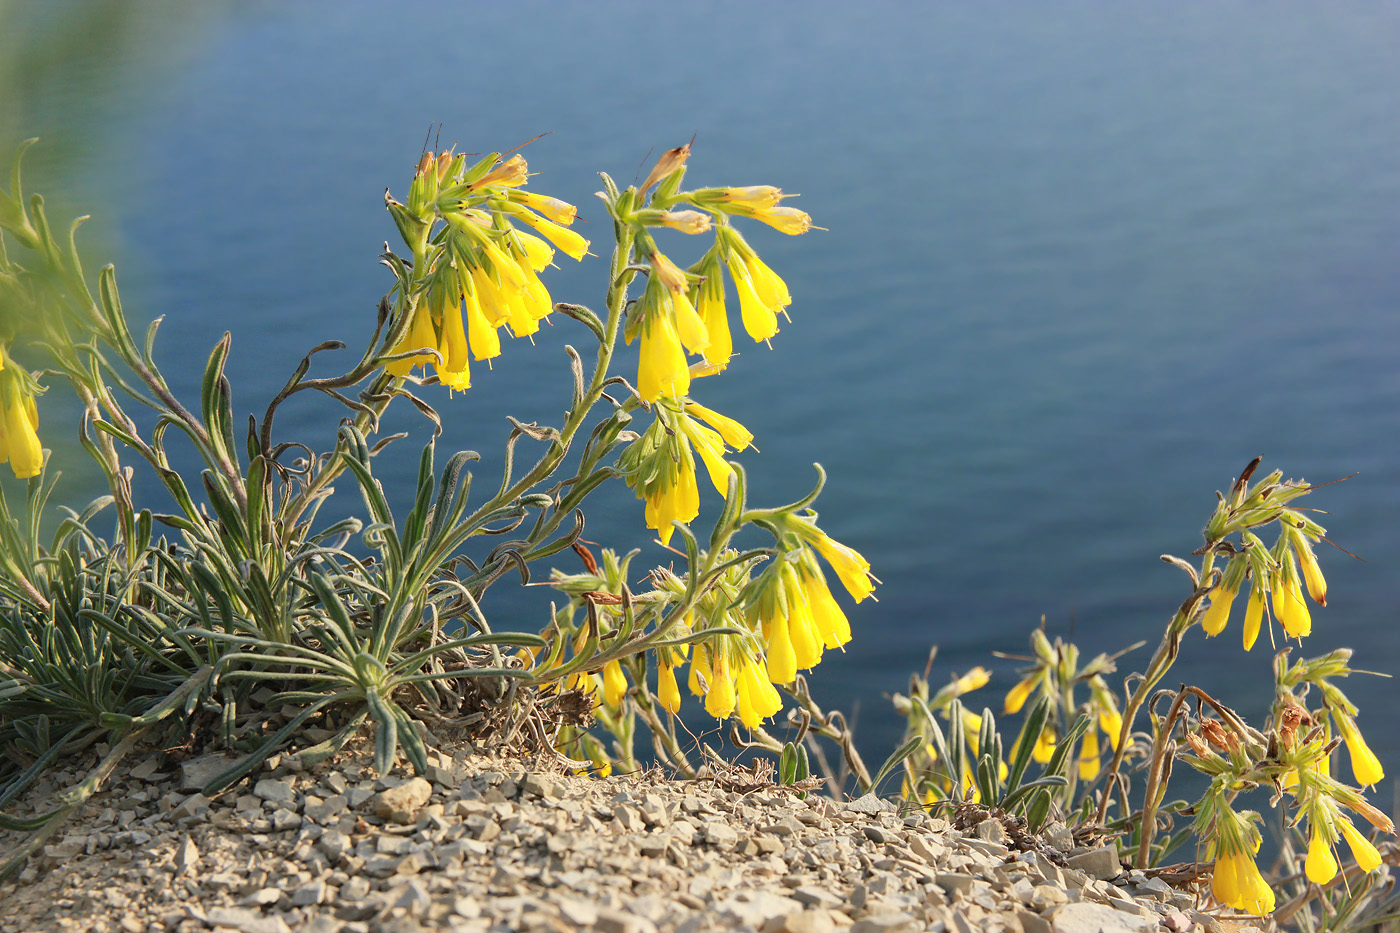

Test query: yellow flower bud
[954,667,991,695]
[659,210,712,234]
[1242,584,1266,651]
[640,142,691,193]
[719,186,784,209]
[1004,675,1037,715]
[1200,585,1238,637]
[1338,715,1385,786]
[1295,539,1328,607]
[602,659,627,708]
[1338,819,1383,873]
[511,190,577,225]
[1305,824,1338,884]
[657,660,682,715]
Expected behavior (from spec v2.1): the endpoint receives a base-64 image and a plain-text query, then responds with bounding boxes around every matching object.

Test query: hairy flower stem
[1095,553,1216,844]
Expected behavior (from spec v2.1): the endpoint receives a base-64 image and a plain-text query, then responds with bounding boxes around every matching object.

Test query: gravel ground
[0,743,1261,933]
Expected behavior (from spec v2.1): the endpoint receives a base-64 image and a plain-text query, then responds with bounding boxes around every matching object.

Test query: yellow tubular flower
[657,660,682,715]
[720,185,784,209]
[436,306,472,390]
[765,612,797,684]
[644,451,699,546]
[512,190,577,225]
[1272,568,1312,638]
[514,231,555,271]
[513,210,589,260]
[687,401,754,451]
[679,417,732,495]
[463,288,502,361]
[1306,824,1339,884]
[470,265,512,327]
[730,259,779,342]
[1243,584,1266,650]
[471,154,528,188]
[694,276,732,368]
[1,394,41,479]
[954,667,991,694]
[688,648,710,697]
[385,304,440,376]
[704,649,736,719]
[659,210,712,235]
[1100,708,1125,752]
[784,572,824,670]
[749,205,813,235]
[637,313,690,402]
[804,568,852,650]
[1078,730,1101,781]
[1213,850,1276,916]
[1201,585,1238,637]
[1032,728,1056,764]
[743,254,792,313]
[809,532,877,602]
[1296,539,1328,606]
[602,659,628,708]
[1337,715,1385,786]
[1338,819,1383,873]
[1004,675,1037,715]
[671,288,709,354]
[736,656,782,728]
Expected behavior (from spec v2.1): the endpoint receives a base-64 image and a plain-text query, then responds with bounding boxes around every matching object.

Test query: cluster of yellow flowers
[1000,630,1126,780]
[1201,510,1327,650]
[0,343,42,479]
[383,151,587,390]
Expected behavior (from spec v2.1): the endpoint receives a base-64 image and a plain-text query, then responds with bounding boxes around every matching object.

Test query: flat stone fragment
[252,777,297,808]
[1065,846,1123,882]
[373,777,433,823]
[845,794,897,814]
[849,913,921,933]
[1050,902,1160,933]
[205,907,293,933]
[596,907,660,933]
[766,909,837,933]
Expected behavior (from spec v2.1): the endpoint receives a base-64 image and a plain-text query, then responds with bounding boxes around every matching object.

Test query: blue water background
[5,2,1400,782]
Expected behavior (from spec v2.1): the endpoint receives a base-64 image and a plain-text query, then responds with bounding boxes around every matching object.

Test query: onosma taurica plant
[0,138,1392,929]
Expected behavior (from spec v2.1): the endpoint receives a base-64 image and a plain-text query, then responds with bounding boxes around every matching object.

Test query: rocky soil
[0,743,1257,933]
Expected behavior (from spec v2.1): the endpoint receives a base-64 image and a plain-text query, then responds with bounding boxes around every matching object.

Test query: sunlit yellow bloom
[1242,584,1266,651]
[1337,714,1385,786]
[804,566,852,650]
[385,303,439,376]
[729,256,779,342]
[1296,538,1328,607]
[659,210,712,235]
[805,530,877,603]
[1272,565,1311,638]
[1201,585,1238,637]
[688,649,710,697]
[686,401,753,451]
[463,288,502,361]
[749,205,813,235]
[651,251,691,293]
[0,392,41,480]
[671,288,709,354]
[677,410,732,495]
[512,209,590,260]
[735,654,783,728]
[1004,675,1037,715]
[719,186,784,209]
[511,189,577,225]
[637,313,690,401]
[657,659,682,715]
[513,231,555,271]
[765,606,797,684]
[1078,729,1101,781]
[704,648,736,719]
[1338,819,1383,873]
[743,254,792,314]
[601,659,628,708]
[643,451,699,546]
[470,154,529,188]
[1212,849,1275,916]
[469,264,512,328]
[954,667,991,695]
[1032,728,1056,763]
[1306,824,1339,884]
[1099,708,1125,752]
[694,273,732,369]
[436,302,472,390]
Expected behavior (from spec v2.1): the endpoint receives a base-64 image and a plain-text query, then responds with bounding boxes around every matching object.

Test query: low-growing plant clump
[0,138,1392,928]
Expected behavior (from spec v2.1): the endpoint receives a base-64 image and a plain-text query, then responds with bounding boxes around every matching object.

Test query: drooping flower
[1272,554,1312,639]
[618,398,754,544]
[1338,818,1383,873]
[1306,822,1339,884]
[1201,584,1238,637]
[1336,713,1385,786]
[601,659,628,709]
[1242,583,1267,651]
[1003,672,1040,715]
[636,310,690,402]
[1294,534,1328,607]
[788,519,877,603]
[1211,807,1276,916]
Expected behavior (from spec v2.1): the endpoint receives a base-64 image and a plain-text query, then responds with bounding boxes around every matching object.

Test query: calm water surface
[4,2,1400,782]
